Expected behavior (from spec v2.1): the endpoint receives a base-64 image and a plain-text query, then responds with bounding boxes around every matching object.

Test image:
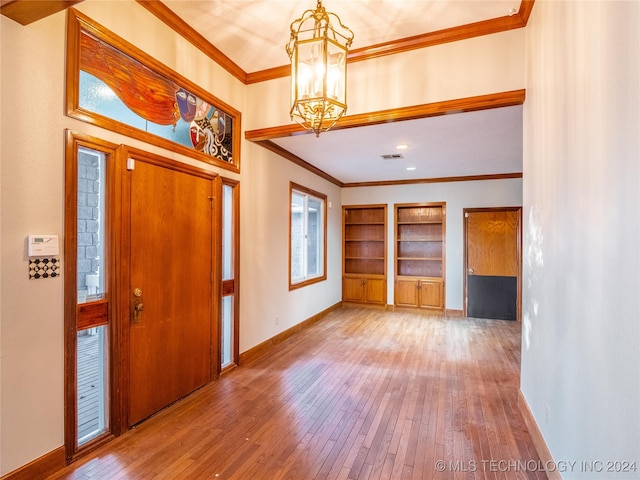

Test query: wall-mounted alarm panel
[28,235,59,257]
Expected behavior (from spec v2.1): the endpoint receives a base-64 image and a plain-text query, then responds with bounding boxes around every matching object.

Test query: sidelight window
[221,180,239,369]
[65,137,116,461]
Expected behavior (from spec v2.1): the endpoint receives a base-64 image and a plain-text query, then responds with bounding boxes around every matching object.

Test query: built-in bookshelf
[342,205,387,305]
[394,203,445,309]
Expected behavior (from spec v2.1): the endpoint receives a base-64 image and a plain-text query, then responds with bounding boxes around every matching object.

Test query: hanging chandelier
[286,0,354,137]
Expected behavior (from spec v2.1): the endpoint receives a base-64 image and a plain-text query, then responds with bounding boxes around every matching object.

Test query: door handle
[468,268,474,274]
[132,300,144,323]
[132,287,144,323]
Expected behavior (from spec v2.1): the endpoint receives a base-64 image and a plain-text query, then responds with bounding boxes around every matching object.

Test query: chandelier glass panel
[286,1,354,136]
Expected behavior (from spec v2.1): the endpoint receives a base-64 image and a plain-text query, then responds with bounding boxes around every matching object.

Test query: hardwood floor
[49,308,547,480]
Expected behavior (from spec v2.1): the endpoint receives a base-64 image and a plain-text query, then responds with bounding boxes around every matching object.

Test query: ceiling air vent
[381,153,404,160]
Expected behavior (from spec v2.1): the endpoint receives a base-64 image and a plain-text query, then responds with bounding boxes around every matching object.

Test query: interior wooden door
[127,156,215,426]
[465,209,521,321]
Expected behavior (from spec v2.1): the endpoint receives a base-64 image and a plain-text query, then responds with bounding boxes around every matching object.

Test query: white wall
[0,1,224,474]
[521,1,640,477]
[1,11,70,474]
[342,179,522,309]
[239,141,342,352]
[245,28,525,130]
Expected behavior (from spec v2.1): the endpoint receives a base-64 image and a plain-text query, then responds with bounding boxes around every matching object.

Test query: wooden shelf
[396,239,442,242]
[394,203,446,309]
[397,257,441,261]
[345,239,385,242]
[345,222,385,225]
[343,204,387,305]
[345,256,385,260]
[396,221,442,225]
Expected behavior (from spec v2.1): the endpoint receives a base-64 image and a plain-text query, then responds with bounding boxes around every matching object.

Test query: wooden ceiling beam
[245,89,526,142]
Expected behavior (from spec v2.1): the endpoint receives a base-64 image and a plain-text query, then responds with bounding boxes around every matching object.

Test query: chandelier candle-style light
[286,0,354,136]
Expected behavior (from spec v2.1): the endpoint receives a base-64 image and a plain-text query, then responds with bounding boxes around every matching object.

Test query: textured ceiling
[272,105,523,184]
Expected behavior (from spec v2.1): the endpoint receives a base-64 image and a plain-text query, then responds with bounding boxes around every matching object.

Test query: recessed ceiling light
[406,166,416,171]
[396,144,408,150]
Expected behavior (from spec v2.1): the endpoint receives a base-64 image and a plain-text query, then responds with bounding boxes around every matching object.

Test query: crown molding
[247,0,535,83]
[136,0,535,85]
[342,173,522,188]
[254,140,344,187]
[135,0,247,83]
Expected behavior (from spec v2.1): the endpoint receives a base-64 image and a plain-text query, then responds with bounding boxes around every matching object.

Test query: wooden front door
[464,208,521,321]
[126,154,215,425]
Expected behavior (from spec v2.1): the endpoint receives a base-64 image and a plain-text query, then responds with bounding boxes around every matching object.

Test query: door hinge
[127,158,135,170]
[465,212,469,218]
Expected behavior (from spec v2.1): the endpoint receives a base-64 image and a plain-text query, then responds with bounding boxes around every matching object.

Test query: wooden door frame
[462,207,522,321]
[217,176,240,372]
[64,131,123,461]
[116,146,219,428]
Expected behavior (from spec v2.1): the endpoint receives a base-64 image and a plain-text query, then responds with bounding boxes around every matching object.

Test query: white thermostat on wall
[28,235,59,257]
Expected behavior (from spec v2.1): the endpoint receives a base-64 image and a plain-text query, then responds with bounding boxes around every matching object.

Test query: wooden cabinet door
[394,278,419,307]
[419,281,443,308]
[343,276,364,302]
[364,277,386,305]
